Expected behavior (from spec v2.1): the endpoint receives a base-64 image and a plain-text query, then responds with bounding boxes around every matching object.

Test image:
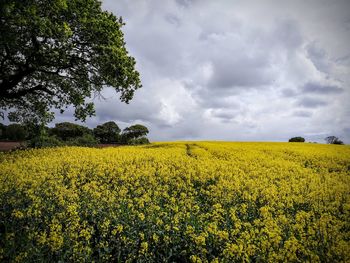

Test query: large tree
[0,0,141,123]
[93,121,120,143]
[121,124,149,144]
[325,136,344,145]
[122,124,149,139]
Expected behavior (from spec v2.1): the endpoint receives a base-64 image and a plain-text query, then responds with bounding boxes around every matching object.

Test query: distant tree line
[288,136,344,145]
[0,121,149,148]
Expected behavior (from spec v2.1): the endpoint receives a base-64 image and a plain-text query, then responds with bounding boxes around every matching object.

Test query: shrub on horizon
[289,136,305,142]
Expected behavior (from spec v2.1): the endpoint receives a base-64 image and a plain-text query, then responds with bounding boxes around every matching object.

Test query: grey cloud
[281,88,298,97]
[210,109,237,121]
[207,107,254,126]
[199,96,240,109]
[297,97,328,108]
[192,87,245,112]
[164,13,181,26]
[197,18,241,42]
[302,82,344,94]
[80,0,350,142]
[175,0,193,8]
[335,53,350,66]
[281,82,344,101]
[307,42,326,59]
[96,102,159,124]
[152,115,205,140]
[128,30,182,75]
[343,127,350,133]
[272,19,303,49]
[198,31,226,42]
[208,56,272,89]
[293,110,312,118]
[306,43,330,73]
[90,88,164,125]
[198,19,303,95]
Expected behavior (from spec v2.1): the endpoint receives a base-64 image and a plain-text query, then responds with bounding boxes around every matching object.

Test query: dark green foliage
[121,124,150,145]
[27,135,63,148]
[3,124,28,141]
[0,123,6,139]
[93,121,120,143]
[137,137,150,145]
[50,122,92,141]
[325,136,344,145]
[120,133,129,144]
[23,122,50,139]
[122,124,149,140]
[66,134,98,147]
[0,122,52,143]
[128,137,150,145]
[1,121,150,148]
[27,133,97,148]
[289,136,305,142]
[0,0,141,123]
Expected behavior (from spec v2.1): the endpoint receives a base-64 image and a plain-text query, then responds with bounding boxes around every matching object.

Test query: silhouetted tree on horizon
[325,136,344,145]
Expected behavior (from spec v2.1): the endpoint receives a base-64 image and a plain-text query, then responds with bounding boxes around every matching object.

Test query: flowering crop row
[0,142,349,262]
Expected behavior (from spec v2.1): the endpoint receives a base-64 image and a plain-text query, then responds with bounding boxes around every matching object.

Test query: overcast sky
[60,0,350,142]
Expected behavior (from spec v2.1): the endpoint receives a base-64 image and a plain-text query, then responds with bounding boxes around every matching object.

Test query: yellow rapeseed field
[0,142,349,262]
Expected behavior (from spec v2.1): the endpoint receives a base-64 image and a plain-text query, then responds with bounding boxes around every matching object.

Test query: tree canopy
[0,0,141,123]
[3,123,28,141]
[50,122,92,141]
[93,121,120,143]
[325,136,344,145]
[288,136,305,142]
[122,124,149,140]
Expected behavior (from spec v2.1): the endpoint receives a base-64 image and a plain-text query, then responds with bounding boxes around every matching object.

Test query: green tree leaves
[0,0,141,123]
[93,121,121,143]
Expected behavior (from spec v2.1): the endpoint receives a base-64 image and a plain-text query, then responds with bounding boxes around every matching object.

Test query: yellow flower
[112,224,123,235]
[1,142,349,261]
[138,212,145,221]
[140,241,148,254]
[152,233,159,243]
[190,255,202,263]
[12,210,24,219]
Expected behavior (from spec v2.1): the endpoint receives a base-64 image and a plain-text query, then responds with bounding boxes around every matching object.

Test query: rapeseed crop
[0,142,349,262]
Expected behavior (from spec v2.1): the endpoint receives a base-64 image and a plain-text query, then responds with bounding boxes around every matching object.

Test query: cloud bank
[54,0,350,143]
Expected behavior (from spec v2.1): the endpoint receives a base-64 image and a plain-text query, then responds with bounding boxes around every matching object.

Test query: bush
[27,135,64,148]
[137,137,150,145]
[50,122,92,141]
[4,124,28,141]
[27,134,98,149]
[0,123,6,139]
[23,123,50,140]
[66,134,98,147]
[128,137,150,145]
[288,136,305,142]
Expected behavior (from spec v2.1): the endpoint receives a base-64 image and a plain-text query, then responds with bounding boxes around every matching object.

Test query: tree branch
[0,84,54,100]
